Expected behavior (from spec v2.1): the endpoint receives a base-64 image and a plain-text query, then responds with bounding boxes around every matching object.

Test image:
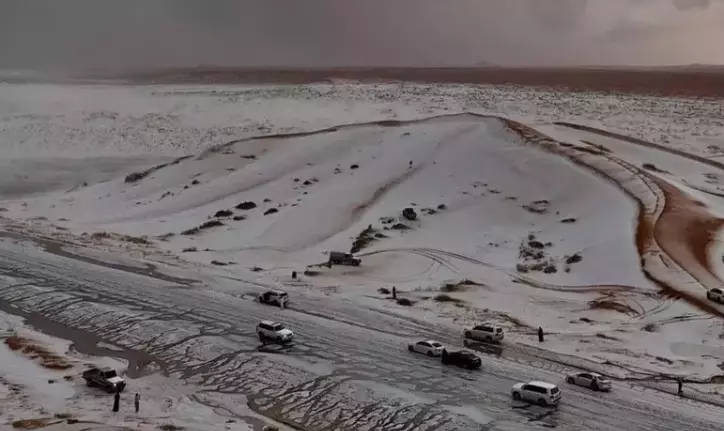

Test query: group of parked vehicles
[254,289,613,407]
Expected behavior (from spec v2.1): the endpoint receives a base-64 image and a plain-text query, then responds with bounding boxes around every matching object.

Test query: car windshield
[496,328,503,333]
[272,324,285,331]
[430,342,442,347]
[551,387,560,394]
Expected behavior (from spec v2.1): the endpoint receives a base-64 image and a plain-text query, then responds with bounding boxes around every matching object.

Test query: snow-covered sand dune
[3,82,724,415]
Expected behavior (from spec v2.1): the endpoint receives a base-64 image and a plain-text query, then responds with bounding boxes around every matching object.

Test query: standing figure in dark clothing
[112,391,120,412]
[392,286,397,300]
[537,326,544,343]
[134,393,140,413]
[677,379,683,396]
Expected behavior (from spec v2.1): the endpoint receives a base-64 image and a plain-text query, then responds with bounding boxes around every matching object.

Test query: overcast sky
[1,0,723,70]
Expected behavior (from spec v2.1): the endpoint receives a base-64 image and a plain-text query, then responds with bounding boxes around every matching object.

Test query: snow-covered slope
[1,115,648,290]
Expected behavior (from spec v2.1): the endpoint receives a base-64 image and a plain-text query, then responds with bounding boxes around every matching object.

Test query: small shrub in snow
[528,240,545,249]
[304,269,321,276]
[350,163,359,169]
[436,204,447,210]
[263,208,279,215]
[235,201,257,210]
[124,171,147,183]
[390,223,410,230]
[211,260,228,266]
[565,253,583,264]
[241,154,257,159]
[191,179,200,185]
[232,215,246,221]
[560,217,577,223]
[158,425,185,431]
[121,235,151,245]
[181,220,224,235]
[402,207,417,220]
[543,264,558,274]
[181,247,197,253]
[397,298,414,306]
[516,264,529,273]
[642,323,659,332]
[378,287,391,295]
[263,198,272,202]
[351,224,378,253]
[214,209,233,218]
[434,294,463,303]
[200,220,224,229]
[522,199,549,214]
[262,426,279,431]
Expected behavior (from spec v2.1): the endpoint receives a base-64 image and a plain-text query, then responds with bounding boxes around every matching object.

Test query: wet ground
[1,233,724,430]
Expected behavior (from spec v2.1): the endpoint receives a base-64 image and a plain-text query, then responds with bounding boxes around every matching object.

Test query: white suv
[464,324,504,343]
[512,381,561,406]
[257,320,294,344]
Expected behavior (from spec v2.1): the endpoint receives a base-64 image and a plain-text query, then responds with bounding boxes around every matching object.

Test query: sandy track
[553,122,724,314]
[503,119,724,318]
[82,67,724,98]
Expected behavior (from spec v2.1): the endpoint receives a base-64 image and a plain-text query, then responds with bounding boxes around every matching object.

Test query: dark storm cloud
[0,0,722,70]
[673,0,711,10]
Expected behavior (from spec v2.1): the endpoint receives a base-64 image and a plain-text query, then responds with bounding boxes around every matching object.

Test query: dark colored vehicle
[441,349,482,369]
[328,251,361,267]
[82,367,126,393]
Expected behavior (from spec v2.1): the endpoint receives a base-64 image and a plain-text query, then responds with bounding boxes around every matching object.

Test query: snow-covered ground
[0,310,293,430]
[2,82,724,421]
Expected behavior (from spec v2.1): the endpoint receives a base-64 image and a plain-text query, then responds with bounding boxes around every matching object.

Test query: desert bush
[642,323,659,332]
[396,298,414,306]
[434,294,462,303]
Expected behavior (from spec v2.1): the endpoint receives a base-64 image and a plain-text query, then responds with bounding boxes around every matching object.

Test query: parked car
[258,290,289,306]
[328,251,361,267]
[441,349,482,369]
[408,340,444,357]
[257,320,294,344]
[566,372,612,391]
[512,381,561,406]
[464,324,504,343]
[82,367,126,393]
[707,288,723,303]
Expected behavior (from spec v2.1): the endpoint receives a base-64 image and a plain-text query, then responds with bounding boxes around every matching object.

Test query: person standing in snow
[537,326,544,343]
[677,379,683,396]
[134,393,140,413]
[112,391,120,413]
[392,286,397,300]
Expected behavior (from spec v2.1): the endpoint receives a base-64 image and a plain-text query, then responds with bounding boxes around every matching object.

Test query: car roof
[587,372,605,378]
[260,320,280,325]
[424,340,441,344]
[527,381,557,389]
[266,290,287,294]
